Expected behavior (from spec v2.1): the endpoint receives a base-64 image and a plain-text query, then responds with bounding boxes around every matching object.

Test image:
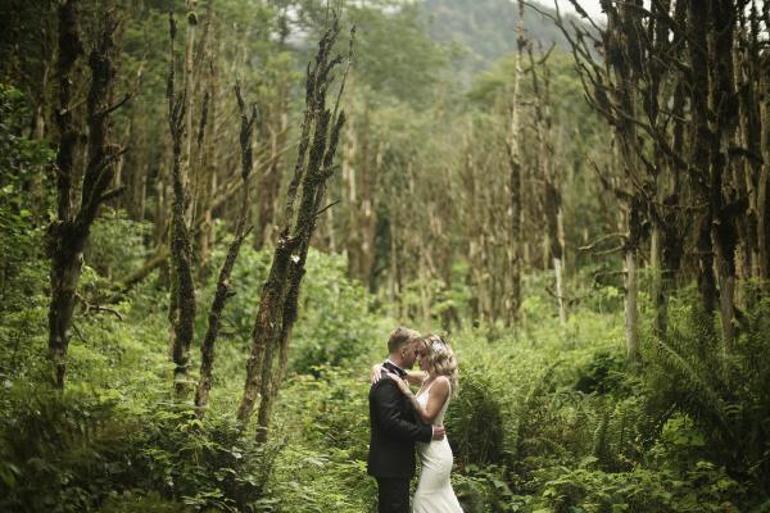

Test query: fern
[644,299,770,492]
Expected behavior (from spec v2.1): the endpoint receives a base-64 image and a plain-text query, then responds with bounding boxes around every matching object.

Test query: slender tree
[48,1,127,387]
[194,82,256,416]
[167,10,197,397]
[237,18,351,442]
[505,0,526,326]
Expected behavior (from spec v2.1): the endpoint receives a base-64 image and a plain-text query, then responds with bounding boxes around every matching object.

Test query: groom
[368,326,445,513]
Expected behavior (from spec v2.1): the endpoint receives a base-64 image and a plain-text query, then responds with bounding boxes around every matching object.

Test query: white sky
[555,0,607,22]
[558,0,769,23]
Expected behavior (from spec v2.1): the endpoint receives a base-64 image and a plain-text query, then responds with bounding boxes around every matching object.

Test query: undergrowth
[0,205,768,512]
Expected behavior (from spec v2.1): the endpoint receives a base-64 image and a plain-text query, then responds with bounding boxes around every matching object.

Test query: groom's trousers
[376,477,410,513]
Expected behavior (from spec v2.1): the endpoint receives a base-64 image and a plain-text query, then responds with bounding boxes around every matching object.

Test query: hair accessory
[429,336,448,356]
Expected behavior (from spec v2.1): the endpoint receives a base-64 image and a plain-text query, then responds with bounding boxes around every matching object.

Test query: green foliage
[538,460,742,513]
[346,3,449,106]
[128,408,281,512]
[422,0,577,81]
[454,464,526,513]
[3,1,768,512]
[86,209,151,280]
[445,365,506,466]
[574,351,626,396]
[642,295,770,493]
[197,245,384,377]
[0,384,281,513]
[291,251,385,374]
[262,366,374,513]
[1,215,768,512]
[0,83,53,313]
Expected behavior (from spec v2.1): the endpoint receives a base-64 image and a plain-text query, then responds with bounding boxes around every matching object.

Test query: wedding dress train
[412,381,463,513]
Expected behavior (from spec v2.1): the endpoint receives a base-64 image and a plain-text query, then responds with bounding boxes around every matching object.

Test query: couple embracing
[367,327,463,513]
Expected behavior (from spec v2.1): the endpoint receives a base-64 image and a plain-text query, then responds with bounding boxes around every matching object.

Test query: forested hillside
[421,0,583,79]
[1,1,769,512]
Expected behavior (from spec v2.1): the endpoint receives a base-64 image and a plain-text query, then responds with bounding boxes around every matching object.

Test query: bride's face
[416,343,430,373]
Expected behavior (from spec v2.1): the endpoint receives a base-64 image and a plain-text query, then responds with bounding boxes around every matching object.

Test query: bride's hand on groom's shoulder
[383,372,410,394]
[370,364,383,384]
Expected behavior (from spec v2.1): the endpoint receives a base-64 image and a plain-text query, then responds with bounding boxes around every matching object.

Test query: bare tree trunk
[167,12,197,398]
[624,195,643,364]
[48,1,125,387]
[195,65,217,273]
[182,0,197,226]
[255,88,347,445]
[646,0,681,342]
[190,0,217,274]
[688,0,719,316]
[53,0,81,231]
[461,138,480,324]
[708,0,739,351]
[505,2,525,326]
[760,51,770,286]
[195,83,256,416]
[650,219,665,339]
[624,247,640,362]
[361,141,381,291]
[732,15,759,290]
[342,99,360,274]
[238,21,350,440]
[526,41,565,324]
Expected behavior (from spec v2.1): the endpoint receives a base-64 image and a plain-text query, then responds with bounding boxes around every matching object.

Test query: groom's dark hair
[388,326,420,353]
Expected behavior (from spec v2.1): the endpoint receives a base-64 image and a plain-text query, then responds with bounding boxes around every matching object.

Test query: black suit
[368,362,433,513]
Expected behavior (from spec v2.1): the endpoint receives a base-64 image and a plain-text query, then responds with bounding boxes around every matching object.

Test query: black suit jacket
[367,366,433,478]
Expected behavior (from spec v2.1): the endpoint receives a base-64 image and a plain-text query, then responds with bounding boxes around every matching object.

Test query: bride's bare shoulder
[431,376,451,393]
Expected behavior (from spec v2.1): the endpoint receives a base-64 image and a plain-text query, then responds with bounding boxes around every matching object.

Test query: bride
[373,334,463,513]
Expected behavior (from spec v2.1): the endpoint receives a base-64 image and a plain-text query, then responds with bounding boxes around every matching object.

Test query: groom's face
[401,339,420,369]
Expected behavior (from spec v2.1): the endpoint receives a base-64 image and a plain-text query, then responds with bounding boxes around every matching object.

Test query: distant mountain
[419,0,586,81]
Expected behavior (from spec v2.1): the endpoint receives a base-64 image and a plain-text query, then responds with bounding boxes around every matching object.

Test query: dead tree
[535,1,644,353]
[707,0,740,351]
[194,83,256,416]
[545,0,761,352]
[646,0,688,342]
[190,0,217,274]
[237,19,351,442]
[533,0,693,359]
[47,1,127,388]
[504,0,527,326]
[526,41,567,325]
[167,11,197,397]
[761,6,770,287]
[683,0,737,349]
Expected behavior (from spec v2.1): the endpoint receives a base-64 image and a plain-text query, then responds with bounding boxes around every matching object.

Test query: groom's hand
[431,426,446,440]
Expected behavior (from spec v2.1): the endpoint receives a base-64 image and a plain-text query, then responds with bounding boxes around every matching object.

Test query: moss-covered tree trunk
[167,11,197,397]
[237,20,350,441]
[505,1,525,327]
[757,4,770,288]
[48,1,125,387]
[195,83,256,416]
[708,0,739,351]
[687,0,718,318]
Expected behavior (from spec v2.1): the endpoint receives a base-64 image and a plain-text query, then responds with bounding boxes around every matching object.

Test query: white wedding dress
[413,381,463,513]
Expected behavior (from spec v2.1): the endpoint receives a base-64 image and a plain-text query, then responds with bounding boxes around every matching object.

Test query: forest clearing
[1,0,769,512]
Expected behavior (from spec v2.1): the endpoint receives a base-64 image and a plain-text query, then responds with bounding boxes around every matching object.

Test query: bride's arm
[404,370,428,386]
[391,375,450,425]
[370,364,427,386]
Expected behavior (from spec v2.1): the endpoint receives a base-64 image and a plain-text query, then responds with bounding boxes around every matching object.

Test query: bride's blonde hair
[422,334,459,397]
